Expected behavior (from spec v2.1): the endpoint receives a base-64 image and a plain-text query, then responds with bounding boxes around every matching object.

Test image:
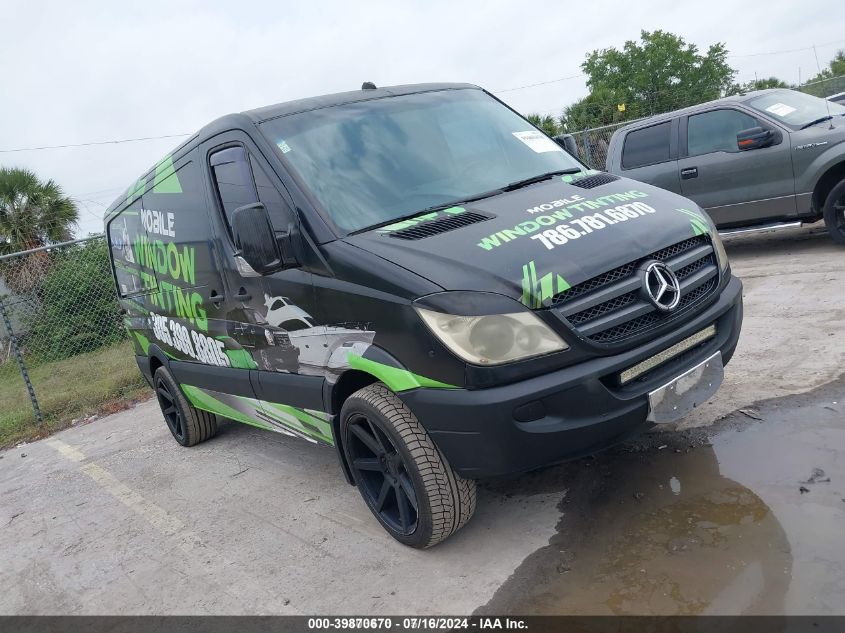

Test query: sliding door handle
[234,288,252,302]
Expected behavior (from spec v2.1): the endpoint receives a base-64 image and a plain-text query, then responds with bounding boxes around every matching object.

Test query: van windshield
[259,88,583,233]
[747,89,845,127]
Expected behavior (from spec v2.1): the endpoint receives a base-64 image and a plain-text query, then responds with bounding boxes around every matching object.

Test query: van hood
[343,174,713,309]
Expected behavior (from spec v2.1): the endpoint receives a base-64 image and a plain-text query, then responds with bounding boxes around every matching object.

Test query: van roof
[104,83,478,219]
[243,82,478,122]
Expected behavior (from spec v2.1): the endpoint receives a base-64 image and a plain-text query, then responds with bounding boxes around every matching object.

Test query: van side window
[210,147,258,234]
[107,201,154,297]
[249,155,294,229]
[621,122,671,169]
[687,109,758,157]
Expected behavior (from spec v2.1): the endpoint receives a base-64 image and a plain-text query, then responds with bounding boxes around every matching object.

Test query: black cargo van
[105,83,743,548]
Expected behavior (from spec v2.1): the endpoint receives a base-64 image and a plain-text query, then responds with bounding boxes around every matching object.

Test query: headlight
[694,205,729,273]
[415,307,568,365]
[264,329,275,345]
[711,229,729,273]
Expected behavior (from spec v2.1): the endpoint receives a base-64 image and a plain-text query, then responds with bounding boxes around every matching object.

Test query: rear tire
[823,179,845,246]
[341,383,476,548]
[153,366,217,446]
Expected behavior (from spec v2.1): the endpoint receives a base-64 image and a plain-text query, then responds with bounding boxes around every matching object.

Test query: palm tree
[525,113,562,137]
[0,167,78,292]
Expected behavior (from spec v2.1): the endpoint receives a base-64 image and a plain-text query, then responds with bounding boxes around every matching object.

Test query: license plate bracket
[647,351,724,424]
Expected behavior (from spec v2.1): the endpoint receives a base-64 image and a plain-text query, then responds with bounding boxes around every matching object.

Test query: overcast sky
[2,0,843,236]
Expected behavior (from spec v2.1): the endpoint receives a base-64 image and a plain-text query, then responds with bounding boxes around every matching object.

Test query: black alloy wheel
[346,413,419,536]
[155,375,185,443]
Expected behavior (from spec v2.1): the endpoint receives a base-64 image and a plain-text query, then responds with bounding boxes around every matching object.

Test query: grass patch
[0,340,151,448]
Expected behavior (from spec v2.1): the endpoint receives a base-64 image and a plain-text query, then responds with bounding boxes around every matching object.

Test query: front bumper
[399,276,743,479]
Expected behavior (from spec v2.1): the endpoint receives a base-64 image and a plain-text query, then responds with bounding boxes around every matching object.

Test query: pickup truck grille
[553,236,719,345]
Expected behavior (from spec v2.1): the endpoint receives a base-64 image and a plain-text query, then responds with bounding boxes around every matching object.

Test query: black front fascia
[401,276,742,478]
[461,266,732,390]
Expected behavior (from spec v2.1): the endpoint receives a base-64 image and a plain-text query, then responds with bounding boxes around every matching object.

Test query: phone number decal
[529,201,656,250]
[150,312,231,367]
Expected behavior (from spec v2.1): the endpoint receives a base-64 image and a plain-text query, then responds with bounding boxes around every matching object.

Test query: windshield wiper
[350,188,505,235]
[350,167,587,234]
[800,115,833,130]
[502,168,585,192]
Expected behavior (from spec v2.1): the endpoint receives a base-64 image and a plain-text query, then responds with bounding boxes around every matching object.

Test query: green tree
[525,113,561,137]
[807,49,845,83]
[803,50,845,97]
[0,167,78,292]
[26,239,125,361]
[559,86,630,132]
[0,167,78,253]
[726,76,790,96]
[580,30,736,122]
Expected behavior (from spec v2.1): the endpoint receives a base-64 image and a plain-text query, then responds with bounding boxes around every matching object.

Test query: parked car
[829,91,845,105]
[605,89,845,244]
[105,82,742,547]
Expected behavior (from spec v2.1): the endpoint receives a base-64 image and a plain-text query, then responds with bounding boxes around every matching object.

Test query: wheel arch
[327,345,437,487]
[329,369,380,486]
[811,160,845,214]
[146,344,171,380]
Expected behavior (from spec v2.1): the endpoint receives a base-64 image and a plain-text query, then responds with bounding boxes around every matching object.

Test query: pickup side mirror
[737,127,774,151]
[231,203,289,275]
[553,134,579,157]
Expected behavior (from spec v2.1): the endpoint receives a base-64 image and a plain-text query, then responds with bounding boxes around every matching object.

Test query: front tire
[341,383,476,548]
[823,180,845,245]
[153,366,217,446]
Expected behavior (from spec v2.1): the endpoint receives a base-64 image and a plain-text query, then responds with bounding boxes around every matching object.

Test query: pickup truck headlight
[415,307,568,365]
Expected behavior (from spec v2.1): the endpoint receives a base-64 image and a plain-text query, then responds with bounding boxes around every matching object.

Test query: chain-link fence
[799,74,845,98]
[566,120,636,170]
[0,235,148,445]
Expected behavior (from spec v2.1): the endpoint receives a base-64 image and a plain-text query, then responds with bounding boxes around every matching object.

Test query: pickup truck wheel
[823,180,845,245]
[153,366,217,446]
[341,383,476,548]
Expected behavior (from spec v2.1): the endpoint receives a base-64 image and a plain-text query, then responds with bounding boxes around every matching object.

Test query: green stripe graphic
[347,354,457,391]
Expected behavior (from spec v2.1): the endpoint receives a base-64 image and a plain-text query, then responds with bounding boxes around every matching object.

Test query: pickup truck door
[678,107,795,227]
[618,118,681,194]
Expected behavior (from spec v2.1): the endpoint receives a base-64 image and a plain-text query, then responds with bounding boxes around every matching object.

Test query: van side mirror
[553,134,579,157]
[231,203,288,275]
[737,127,774,151]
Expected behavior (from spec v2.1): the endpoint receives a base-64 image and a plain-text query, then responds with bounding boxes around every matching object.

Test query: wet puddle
[479,377,845,615]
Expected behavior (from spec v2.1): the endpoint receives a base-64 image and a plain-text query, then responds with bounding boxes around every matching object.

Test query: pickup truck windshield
[259,89,583,233]
[748,90,845,128]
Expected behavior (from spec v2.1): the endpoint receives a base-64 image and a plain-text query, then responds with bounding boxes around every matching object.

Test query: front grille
[554,236,719,345]
[567,291,637,325]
